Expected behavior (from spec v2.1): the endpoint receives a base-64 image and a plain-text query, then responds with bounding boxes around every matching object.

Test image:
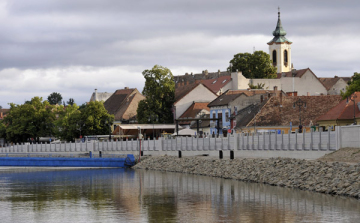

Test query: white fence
[1,127,349,160]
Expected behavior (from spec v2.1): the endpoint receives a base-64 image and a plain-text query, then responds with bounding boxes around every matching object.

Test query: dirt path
[318,147,360,164]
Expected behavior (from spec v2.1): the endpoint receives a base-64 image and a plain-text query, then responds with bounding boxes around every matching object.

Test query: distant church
[173,9,349,96]
[268,9,292,74]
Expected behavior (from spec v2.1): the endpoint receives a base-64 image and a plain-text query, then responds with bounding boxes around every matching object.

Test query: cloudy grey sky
[0,0,359,107]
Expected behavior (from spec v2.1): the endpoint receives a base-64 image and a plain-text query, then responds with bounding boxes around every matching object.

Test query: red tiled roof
[197,76,232,94]
[248,95,342,127]
[174,82,199,103]
[174,82,217,104]
[276,68,309,78]
[208,89,283,107]
[317,92,360,121]
[318,77,342,91]
[103,88,145,121]
[179,102,210,124]
[0,109,10,119]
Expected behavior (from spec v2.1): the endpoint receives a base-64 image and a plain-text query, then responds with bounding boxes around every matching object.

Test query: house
[174,82,217,120]
[0,109,10,120]
[245,95,343,133]
[178,102,210,134]
[103,87,145,127]
[89,89,113,102]
[317,92,360,129]
[318,76,350,95]
[207,87,285,135]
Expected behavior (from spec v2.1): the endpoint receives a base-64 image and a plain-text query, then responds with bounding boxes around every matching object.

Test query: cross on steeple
[278,7,280,17]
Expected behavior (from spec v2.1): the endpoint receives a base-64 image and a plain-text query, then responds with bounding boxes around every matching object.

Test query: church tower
[268,9,292,74]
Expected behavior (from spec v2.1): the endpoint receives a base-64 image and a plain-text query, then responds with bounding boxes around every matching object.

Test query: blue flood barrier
[0,154,135,168]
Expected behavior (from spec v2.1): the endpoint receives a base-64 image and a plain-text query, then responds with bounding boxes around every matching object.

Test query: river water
[0,167,359,223]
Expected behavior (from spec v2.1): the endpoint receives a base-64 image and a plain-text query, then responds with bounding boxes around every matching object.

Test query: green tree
[67,98,75,106]
[248,83,265,89]
[47,92,63,105]
[227,51,277,79]
[137,65,175,124]
[53,104,81,141]
[341,72,360,99]
[80,101,114,136]
[2,97,55,143]
[0,105,2,109]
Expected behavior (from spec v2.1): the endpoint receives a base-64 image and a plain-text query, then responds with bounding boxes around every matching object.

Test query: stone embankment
[133,156,360,199]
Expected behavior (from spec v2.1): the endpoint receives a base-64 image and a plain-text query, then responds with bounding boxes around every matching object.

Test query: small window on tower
[272,50,277,66]
[284,50,288,67]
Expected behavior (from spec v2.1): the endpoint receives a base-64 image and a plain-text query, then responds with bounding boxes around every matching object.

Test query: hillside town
[0,11,359,143]
[67,11,357,139]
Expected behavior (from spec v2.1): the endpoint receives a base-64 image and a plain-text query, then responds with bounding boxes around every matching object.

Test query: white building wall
[251,79,281,91]
[231,71,249,90]
[328,79,348,95]
[175,84,217,119]
[280,71,327,95]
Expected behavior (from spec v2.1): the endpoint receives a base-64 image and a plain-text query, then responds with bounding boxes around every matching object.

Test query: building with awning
[113,124,181,139]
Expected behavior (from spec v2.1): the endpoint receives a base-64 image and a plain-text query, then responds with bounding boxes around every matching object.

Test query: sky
[0,0,359,108]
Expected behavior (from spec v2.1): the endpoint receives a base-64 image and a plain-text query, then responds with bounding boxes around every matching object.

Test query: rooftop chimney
[94,89,98,101]
[273,86,278,97]
[124,87,129,89]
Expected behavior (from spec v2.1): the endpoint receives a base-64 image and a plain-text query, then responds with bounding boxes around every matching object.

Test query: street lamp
[77,122,85,142]
[248,105,260,133]
[293,98,307,133]
[348,94,357,125]
[148,114,158,140]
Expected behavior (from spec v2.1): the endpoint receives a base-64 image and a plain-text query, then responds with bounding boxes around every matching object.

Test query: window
[218,112,223,126]
[272,50,277,66]
[222,79,227,84]
[225,111,229,122]
[284,50,288,66]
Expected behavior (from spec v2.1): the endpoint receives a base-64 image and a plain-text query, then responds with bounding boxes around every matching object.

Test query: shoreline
[133,155,360,199]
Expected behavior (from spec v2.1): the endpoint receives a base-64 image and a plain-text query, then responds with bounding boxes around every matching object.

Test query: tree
[227,51,277,79]
[2,97,55,143]
[341,72,360,99]
[47,92,63,105]
[248,83,265,89]
[80,101,114,136]
[53,104,81,141]
[137,65,175,124]
[0,105,2,109]
[67,98,75,106]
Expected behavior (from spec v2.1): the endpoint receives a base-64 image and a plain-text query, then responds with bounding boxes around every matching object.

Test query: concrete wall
[1,129,344,160]
[338,125,360,148]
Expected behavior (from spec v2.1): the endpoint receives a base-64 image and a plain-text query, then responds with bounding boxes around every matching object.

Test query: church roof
[268,11,292,45]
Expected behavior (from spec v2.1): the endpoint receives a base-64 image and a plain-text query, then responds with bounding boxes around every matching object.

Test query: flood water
[0,167,359,223]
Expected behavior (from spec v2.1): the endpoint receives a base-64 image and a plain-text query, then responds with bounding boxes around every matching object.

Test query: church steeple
[268,8,292,44]
[268,8,292,73]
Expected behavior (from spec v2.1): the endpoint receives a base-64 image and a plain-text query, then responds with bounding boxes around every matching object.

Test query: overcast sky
[0,0,359,107]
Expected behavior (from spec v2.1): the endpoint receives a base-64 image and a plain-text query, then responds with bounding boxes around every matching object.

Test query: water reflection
[0,168,359,223]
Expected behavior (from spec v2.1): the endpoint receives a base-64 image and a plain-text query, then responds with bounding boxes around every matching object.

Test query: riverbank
[133,152,360,199]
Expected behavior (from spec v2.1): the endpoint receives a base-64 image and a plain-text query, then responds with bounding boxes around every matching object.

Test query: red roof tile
[248,95,342,127]
[317,92,360,121]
